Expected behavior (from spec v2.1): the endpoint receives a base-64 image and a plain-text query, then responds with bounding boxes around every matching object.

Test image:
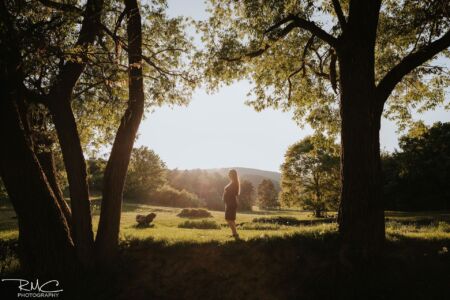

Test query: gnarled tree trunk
[337,1,385,260]
[47,94,95,267]
[44,0,104,267]
[95,0,145,264]
[0,70,76,275]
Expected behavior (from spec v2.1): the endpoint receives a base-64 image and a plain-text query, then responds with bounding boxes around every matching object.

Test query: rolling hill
[204,167,281,188]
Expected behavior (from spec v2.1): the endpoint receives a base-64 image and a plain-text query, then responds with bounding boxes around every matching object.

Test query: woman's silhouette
[223,169,240,239]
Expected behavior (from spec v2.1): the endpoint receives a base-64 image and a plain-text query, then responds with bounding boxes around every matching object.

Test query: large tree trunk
[337,76,385,258]
[0,73,76,275]
[95,0,145,264]
[47,95,95,267]
[42,0,104,268]
[337,0,385,260]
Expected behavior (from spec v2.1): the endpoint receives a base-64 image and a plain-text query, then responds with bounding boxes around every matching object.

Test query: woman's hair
[228,169,240,194]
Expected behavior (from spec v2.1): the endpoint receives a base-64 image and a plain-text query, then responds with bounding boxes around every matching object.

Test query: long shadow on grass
[100,233,449,300]
[2,232,449,300]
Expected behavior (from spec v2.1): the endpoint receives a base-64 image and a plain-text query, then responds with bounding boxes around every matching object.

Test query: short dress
[223,182,239,221]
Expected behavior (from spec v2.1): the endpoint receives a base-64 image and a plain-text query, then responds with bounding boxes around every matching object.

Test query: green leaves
[201,0,449,133]
[4,0,201,154]
[257,179,278,209]
[124,146,168,199]
[280,134,340,212]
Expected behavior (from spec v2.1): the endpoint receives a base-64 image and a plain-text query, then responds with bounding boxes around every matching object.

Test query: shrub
[437,222,450,233]
[150,185,205,208]
[252,216,302,226]
[252,216,335,226]
[177,208,212,218]
[178,220,220,230]
[238,222,281,230]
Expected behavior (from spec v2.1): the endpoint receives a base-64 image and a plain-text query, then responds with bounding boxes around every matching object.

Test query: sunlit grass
[0,202,449,243]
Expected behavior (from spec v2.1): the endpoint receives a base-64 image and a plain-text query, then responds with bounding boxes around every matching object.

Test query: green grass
[1,202,450,243]
[1,202,449,243]
[1,201,449,299]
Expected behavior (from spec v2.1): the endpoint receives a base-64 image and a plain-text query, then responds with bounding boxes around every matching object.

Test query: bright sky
[135,0,450,172]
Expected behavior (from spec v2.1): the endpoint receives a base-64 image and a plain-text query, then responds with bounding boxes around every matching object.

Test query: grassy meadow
[1,200,449,243]
[1,201,449,299]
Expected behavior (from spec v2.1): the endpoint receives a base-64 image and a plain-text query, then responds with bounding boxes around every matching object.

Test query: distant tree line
[167,169,260,211]
[382,122,450,211]
[280,122,450,215]
[2,121,448,214]
[82,147,203,208]
[80,146,267,211]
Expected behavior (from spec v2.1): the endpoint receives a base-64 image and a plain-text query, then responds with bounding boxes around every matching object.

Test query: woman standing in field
[223,169,240,239]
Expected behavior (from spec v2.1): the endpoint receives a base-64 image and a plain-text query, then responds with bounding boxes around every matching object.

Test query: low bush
[178,220,220,230]
[252,216,336,226]
[150,185,206,208]
[177,208,212,218]
[238,222,281,230]
[252,216,302,226]
[437,221,450,233]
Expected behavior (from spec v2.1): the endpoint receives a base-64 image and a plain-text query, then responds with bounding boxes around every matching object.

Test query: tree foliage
[257,179,278,209]
[383,122,450,211]
[200,0,449,133]
[238,179,255,211]
[200,0,450,254]
[2,0,198,154]
[168,169,229,210]
[280,135,340,217]
[150,185,205,208]
[0,0,200,270]
[87,158,107,193]
[124,146,167,199]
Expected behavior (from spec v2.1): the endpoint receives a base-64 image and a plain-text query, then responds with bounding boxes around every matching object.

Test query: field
[1,201,449,243]
[1,201,450,299]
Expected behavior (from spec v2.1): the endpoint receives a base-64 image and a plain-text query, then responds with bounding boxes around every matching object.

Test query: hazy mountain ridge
[203,167,281,188]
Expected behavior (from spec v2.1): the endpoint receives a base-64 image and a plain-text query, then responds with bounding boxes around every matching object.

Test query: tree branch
[267,14,338,47]
[376,30,450,104]
[22,84,48,105]
[289,14,338,47]
[287,65,305,102]
[331,0,346,30]
[38,0,82,13]
[223,14,337,62]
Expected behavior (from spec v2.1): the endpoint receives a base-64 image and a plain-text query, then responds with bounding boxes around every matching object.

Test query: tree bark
[337,0,385,260]
[36,147,73,232]
[47,93,95,267]
[95,0,145,264]
[44,0,104,267]
[0,70,76,275]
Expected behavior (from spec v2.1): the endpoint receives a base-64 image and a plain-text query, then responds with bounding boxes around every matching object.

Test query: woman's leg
[227,220,238,236]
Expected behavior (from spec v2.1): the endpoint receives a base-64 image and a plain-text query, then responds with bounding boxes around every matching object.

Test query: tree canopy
[257,179,278,209]
[280,134,340,217]
[199,0,450,257]
[124,146,167,199]
[383,121,450,211]
[2,0,199,154]
[200,0,449,133]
